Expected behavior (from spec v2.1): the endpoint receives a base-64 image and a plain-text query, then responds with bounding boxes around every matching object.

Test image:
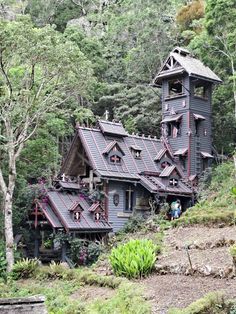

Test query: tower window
[168,79,183,97]
[167,122,181,138]
[194,82,208,99]
[195,120,200,136]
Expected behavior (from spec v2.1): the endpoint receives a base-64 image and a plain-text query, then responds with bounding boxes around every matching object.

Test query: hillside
[1,162,235,313]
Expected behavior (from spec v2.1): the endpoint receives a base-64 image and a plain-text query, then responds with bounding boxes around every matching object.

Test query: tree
[204,0,236,118]
[0,17,94,271]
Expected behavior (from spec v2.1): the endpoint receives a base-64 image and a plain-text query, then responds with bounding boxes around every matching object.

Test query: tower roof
[154,47,222,84]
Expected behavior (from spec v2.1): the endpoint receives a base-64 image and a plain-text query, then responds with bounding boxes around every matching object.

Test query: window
[179,156,187,170]
[195,120,200,136]
[161,161,171,168]
[109,154,121,164]
[133,150,141,159]
[167,122,181,138]
[73,211,81,221]
[169,178,178,187]
[194,82,208,99]
[94,212,101,221]
[168,79,183,97]
[125,187,134,211]
[202,158,209,171]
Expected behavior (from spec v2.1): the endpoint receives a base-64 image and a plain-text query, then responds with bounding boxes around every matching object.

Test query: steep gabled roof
[154,47,222,84]
[47,191,111,232]
[62,120,192,197]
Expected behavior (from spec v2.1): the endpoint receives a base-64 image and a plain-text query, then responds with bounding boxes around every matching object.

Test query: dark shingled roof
[39,202,63,229]
[140,175,192,195]
[47,191,112,232]
[155,47,222,84]
[61,119,193,197]
[59,181,80,190]
[98,120,128,137]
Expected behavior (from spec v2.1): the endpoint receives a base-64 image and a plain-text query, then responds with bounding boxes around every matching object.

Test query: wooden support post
[61,242,67,262]
[34,228,40,258]
[89,170,93,193]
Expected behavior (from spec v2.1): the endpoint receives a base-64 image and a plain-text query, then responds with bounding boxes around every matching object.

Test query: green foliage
[0,241,7,280]
[120,214,146,234]
[173,162,236,227]
[109,239,156,279]
[11,258,40,279]
[87,283,151,314]
[168,292,230,314]
[229,244,236,258]
[69,238,102,266]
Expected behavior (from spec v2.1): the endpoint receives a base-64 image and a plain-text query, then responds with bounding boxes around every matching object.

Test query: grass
[0,265,150,314]
[172,162,236,227]
[168,292,233,314]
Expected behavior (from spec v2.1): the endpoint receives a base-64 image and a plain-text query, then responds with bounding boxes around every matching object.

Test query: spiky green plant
[11,258,39,279]
[109,239,156,279]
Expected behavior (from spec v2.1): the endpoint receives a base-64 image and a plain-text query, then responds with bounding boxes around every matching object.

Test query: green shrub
[11,258,39,279]
[87,282,151,314]
[120,214,146,233]
[109,239,156,279]
[230,244,236,258]
[69,239,102,266]
[168,292,230,314]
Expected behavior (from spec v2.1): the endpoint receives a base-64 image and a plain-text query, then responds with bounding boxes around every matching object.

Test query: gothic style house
[29,47,221,247]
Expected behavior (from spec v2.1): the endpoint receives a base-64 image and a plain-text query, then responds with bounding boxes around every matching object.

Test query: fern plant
[11,258,39,279]
[109,239,156,279]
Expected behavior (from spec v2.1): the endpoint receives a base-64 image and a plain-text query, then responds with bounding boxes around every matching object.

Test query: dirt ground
[141,274,236,314]
[141,225,236,314]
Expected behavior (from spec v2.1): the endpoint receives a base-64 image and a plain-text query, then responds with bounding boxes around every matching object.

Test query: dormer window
[169,178,178,187]
[130,145,142,159]
[168,79,183,97]
[161,161,171,168]
[73,211,81,221]
[110,154,121,164]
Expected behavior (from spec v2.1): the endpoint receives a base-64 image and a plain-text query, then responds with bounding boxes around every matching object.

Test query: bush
[109,239,156,279]
[11,258,39,279]
[120,214,146,233]
[87,282,151,314]
[69,239,102,266]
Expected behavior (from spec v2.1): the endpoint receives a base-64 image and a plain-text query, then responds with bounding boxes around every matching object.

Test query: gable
[154,47,221,85]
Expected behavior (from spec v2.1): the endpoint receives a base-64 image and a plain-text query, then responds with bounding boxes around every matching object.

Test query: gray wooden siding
[108,181,138,232]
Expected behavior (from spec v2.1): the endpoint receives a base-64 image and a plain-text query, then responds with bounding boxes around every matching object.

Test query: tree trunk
[4,190,14,272]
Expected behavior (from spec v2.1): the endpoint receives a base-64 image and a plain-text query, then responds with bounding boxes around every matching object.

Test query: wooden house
[29,47,221,259]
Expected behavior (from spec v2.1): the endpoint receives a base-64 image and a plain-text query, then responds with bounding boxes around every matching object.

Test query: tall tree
[0,17,94,271]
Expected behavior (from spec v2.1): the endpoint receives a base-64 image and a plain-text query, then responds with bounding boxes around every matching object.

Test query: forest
[0,1,236,313]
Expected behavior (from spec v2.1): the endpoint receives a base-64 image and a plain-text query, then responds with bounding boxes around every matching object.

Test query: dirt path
[141,274,236,314]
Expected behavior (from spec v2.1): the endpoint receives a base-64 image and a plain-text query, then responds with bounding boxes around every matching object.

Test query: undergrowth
[173,162,236,227]
[0,266,149,314]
